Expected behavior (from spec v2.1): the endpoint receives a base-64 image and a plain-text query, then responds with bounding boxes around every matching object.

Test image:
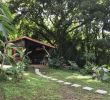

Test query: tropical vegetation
[1,0,110,99]
[8,0,110,67]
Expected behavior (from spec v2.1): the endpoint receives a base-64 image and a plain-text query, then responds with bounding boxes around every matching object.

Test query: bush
[0,40,29,81]
[80,69,89,75]
[68,60,79,70]
[6,62,25,81]
[92,65,110,82]
[48,57,65,68]
[22,55,30,70]
[80,62,96,75]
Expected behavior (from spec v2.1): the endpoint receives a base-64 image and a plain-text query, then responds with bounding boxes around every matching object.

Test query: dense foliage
[0,4,27,81]
[0,3,16,41]
[0,40,28,81]
[7,0,110,67]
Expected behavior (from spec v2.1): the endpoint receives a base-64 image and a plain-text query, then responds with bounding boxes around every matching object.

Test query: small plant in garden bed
[79,61,110,82]
[80,62,96,75]
[92,65,110,82]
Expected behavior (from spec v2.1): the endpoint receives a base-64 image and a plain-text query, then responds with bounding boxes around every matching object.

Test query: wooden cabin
[8,36,54,67]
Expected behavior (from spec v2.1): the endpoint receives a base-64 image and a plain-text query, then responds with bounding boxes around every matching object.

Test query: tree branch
[33,28,55,46]
[67,22,86,33]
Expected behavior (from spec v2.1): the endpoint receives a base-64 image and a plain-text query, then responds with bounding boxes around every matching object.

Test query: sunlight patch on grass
[66,74,91,80]
[23,73,29,76]
[26,79,31,82]
[86,79,99,83]
[28,76,39,81]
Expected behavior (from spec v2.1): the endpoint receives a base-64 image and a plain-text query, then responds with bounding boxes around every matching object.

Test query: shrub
[80,62,96,75]
[68,60,79,70]
[6,61,25,81]
[92,65,110,82]
[21,53,30,70]
[80,69,89,75]
[48,57,65,68]
[0,40,29,81]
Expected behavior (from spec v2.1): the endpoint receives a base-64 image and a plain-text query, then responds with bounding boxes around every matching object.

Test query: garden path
[35,68,109,95]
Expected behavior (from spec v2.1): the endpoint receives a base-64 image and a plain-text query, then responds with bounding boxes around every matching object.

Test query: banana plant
[0,3,16,41]
[0,40,17,68]
[0,3,18,68]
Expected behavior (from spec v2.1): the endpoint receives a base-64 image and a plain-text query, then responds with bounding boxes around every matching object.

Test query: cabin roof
[8,36,55,48]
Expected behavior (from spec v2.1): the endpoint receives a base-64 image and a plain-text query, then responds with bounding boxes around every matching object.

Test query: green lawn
[0,70,110,100]
[41,68,110,98]
[0,72,61,100]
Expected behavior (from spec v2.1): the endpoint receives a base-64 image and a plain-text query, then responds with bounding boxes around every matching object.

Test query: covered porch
[9,36,54,66]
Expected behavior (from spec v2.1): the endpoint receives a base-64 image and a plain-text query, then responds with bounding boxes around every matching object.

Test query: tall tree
[8,0,110,65]
[9,0,84,58]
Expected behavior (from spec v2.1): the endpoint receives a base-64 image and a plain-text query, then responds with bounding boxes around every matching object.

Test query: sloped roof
[8,36,55,48]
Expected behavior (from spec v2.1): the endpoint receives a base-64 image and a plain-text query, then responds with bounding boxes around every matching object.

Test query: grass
[0,72,61,100]
[41,68,110,98]
[0,70,110,100]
